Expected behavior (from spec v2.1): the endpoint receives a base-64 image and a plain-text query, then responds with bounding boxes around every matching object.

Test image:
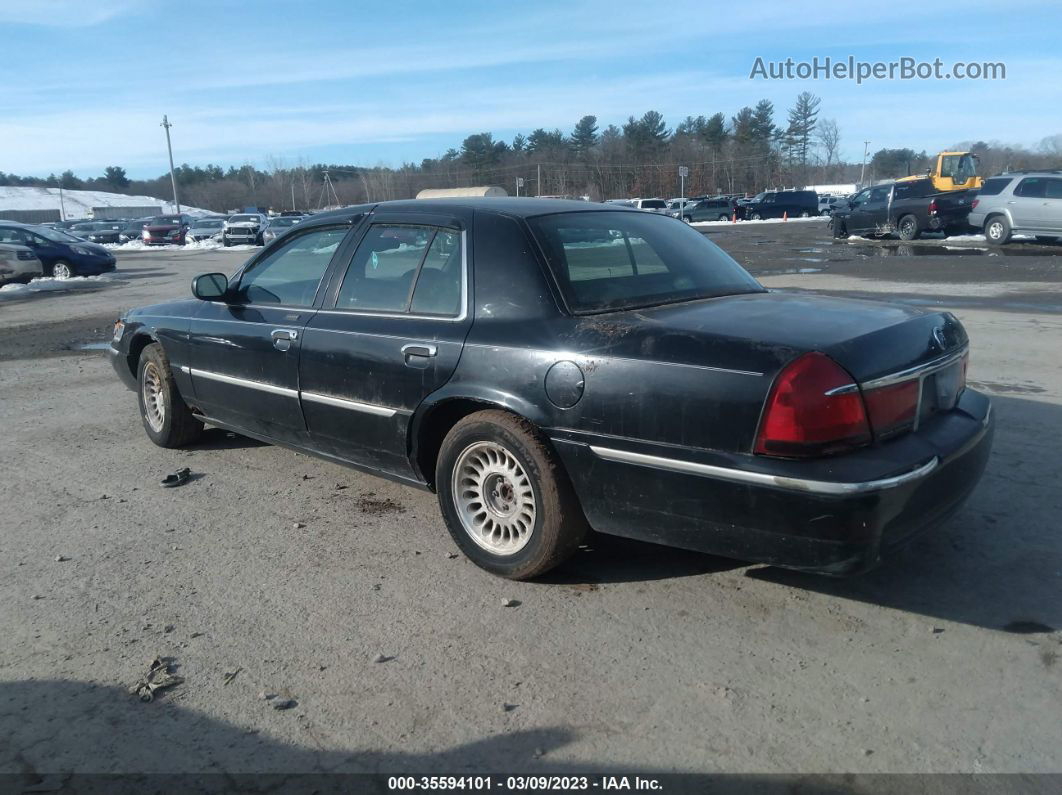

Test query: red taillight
[863,380,919,439]
[970,198,979,210]
[755,353,871,458]
[928,200,938,215]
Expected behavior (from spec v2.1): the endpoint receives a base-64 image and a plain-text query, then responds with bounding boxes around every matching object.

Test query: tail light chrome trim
[861,346,968,391]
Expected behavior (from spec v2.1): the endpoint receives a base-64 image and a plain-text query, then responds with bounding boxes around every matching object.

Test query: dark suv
[682,197,740,223]
[742,190,819,220]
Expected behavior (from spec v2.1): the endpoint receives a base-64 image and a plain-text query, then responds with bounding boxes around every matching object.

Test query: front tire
[750,212,762,221]
[897,214,920,241]
[799,210,811,218]
[137,343,203,448]
[436,410,587,580]
[51,260,74,279]
[984,216,1011,245]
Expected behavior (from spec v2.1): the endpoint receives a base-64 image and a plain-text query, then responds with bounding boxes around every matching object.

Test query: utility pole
[57,181,66,221]
[515,176,524,197]
[161,115,181,214]
[859,140,871,187]
[536,164,542,197]
[291,182,296,211]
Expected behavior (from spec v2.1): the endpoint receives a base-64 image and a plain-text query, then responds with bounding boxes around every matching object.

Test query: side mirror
[192,272,229,301]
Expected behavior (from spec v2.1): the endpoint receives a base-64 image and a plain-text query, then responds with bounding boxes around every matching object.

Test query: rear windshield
[151,216,183,225]
[527,211,763,314]
[640,200,666,209]
[229,215,261,223]
[192,219,224,228]
[977,177,1012,196]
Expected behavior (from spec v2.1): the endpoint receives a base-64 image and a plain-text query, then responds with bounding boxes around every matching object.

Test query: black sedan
[109,199,993,579]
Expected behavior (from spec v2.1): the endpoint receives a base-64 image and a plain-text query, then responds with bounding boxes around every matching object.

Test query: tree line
[2,93,1060,213]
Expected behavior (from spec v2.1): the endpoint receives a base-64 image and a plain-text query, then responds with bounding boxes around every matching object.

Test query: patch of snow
[942,234,988,243]
[0,274,113,301]
[105,239,258,252]
[0,186,210,220]
[691,216,826,227]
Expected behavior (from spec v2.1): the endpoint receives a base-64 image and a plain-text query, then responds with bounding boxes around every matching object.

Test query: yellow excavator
[897,151,982,192]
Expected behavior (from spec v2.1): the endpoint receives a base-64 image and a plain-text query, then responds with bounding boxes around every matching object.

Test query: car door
[1042,178,1062,232]
[298,209,473,479]
[850,186,890,232]
[185,223,352,443]
[1010,177,1048,230]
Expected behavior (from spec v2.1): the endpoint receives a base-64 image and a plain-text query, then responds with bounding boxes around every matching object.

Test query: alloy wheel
[142,362,166,432]
[452,441,537,555]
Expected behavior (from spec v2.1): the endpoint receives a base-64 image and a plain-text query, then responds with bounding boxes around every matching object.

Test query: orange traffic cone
[783,211,788,222]
[731,212,736,223]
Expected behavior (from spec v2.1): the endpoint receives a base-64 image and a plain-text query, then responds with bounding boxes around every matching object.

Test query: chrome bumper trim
[589,445,939,496]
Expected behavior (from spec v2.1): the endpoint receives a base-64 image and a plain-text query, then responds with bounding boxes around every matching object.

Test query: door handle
[271,328,298,352]
[401,343,437,358]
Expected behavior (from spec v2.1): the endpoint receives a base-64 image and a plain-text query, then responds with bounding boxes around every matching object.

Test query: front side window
[336,224,463,316]
[0,227,29,244]
[528,211,762,314]
[235,226,348,306]
[1046,179,1062,200]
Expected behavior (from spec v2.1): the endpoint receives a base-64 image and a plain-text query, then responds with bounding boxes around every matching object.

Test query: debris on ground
[569,583,599,593]
[160,467,192,488]
[292,522,305,530]
[355,494,406,514]
[502,703,518,712]
[374,654,394,663]
[223,667,242,686]
[259,691,276,701]
[54,555,69,562]
[272,698,297,710]
[131,657,184,702]
[446,552,459,559]
[502,598,521,607]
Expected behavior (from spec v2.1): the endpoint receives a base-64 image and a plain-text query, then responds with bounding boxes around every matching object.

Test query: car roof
[309,197,642,224]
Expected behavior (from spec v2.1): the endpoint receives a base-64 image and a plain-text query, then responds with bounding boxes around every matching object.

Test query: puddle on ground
[844,243,1062,258]
[77,342,111,351]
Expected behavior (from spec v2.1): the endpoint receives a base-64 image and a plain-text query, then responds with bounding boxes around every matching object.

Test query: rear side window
[640,200,666,209]
[894,180,929,199]
[1015,178,1047,198]
[976,177,1012,196]
[1046,179,1062,199]
[235,226,347,306]
[528,211,762,314]
[336,224,464,316]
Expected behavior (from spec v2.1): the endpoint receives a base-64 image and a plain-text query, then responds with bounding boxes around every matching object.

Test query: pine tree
[570,115,599,159]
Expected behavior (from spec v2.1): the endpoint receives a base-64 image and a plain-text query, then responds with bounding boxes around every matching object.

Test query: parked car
[742,190,819,220]
[0,222,116,278]
[109,198,992,580]
[261,215,304,245]
[817,196,837,216]
[142,214,193,246]
[966,171,1062,245]
[118,218,151,244]
[223,213,269,246]
[187,217,227,243]
[0,242,44,284]
[69,221,121,245]
[679,197,741,222]
[831,179,973,240]
[629,198,669,213]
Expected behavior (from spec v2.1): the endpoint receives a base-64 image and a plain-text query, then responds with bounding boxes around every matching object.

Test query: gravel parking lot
[2,220,1060,782]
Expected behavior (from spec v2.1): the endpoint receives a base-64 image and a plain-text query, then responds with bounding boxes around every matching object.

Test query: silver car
[261,215,304,245]
[0,242,44,284]
[968,171,1062,244]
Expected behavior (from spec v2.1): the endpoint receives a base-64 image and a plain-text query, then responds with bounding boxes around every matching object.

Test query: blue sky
[2,0,1061,178]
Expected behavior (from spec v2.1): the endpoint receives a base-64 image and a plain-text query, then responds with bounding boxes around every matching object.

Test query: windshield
[229,215,260,223]
[269,218,300,227]
[35,226,81,243]
[150,216,183,225]
[527,211,763,314]
[192,219,224,228]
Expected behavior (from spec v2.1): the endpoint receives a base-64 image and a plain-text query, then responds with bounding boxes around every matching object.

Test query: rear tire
[984,215,1011,245]
[750,212,763,221]
[799,210,811,218]
[137,343,203,448]
[897,214,920,241]
[436,410,587,580]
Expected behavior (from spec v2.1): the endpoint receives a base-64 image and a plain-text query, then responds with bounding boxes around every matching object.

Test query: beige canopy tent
[416,186,508,199]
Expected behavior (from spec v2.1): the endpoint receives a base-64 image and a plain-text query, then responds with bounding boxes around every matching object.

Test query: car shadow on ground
[186,427,267,451]
[748,394,1062,634]
[112,266,169,280]
[542,533,743,585]
[1,680,1023,794]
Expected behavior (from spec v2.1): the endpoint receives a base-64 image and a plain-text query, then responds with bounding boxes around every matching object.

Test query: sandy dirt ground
[1,222,1059,784]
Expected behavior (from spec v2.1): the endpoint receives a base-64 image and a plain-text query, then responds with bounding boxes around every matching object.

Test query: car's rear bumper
[551,389,993,575]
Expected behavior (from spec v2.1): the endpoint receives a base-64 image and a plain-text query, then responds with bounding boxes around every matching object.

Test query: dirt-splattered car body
[111,199,993,575]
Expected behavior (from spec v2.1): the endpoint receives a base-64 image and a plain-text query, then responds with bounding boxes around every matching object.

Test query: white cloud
[0,0,141,27]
